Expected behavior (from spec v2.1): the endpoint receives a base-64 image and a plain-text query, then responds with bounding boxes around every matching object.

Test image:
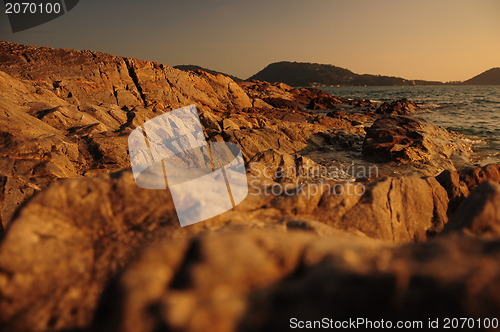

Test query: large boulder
[90,231,500,332]
[306,94,343,110]
[0,165,455,331]
[254,174,449,243]
[445,181,500,237]
[436,164,500,213]
[237,235,500,331]
[376,98,419,115]
[317,176,449,242]
[362,116,472,174]
[0,171,179,331]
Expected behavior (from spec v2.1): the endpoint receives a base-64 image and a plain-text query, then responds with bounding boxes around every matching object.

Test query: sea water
[322,85,500,165]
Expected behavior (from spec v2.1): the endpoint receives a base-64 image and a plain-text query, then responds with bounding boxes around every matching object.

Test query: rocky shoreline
[0,42,499,332]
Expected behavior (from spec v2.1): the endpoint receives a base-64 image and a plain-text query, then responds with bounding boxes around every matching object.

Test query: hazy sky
[1,0,499,81]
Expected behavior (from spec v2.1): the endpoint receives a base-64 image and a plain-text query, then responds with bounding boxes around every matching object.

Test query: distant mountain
[175,62,500,87]
[463,68,500,85]
[248,61,444,87]
[174,65,242,82]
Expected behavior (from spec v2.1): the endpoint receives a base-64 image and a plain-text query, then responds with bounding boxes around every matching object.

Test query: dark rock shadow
[235,258,478,332]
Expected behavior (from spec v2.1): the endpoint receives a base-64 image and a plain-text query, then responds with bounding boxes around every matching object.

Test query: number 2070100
[5,2,62,14]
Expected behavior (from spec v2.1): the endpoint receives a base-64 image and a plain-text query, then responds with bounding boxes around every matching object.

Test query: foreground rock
[0,166,467,331]
[437,163,500,212]
[7,159,496,331]
[445,181,500,237]
[91,231,500,332]
[363,116,472,174]
[322,176,449,241]
[0,171,178,331]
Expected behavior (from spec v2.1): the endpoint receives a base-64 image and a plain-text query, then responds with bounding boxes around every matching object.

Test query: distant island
[463,67,500,85]
[176,61,500,87]
[247,61,447,87]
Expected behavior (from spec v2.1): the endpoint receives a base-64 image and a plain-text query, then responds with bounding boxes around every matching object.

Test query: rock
[221,113,346,162]
[376,98,419,115]
[248,150,297,182]
[435,169,471,211]
[436,164,500,213]
[200,111,222,138]
[238,80,296,101]
[91,231,378,332]
[222,128,305,161]
[0,169,358,331]
[0,42,258,230]
[327,132,366,152]
[307,95,343,110]
[239,81,350,112]
[0,42,252,112]
[1,42,499,332]
[238,234,500,331]
[362,116,472,173]
[84,135,130,171]
[91,231,500,332]
[222,118,240,131]
[458,163,500,190]
[251,98,273,109]
[0,176,39,232]
[223,114,256,130]
[293,88,343,105]
[0,58,354,232]
[326,109,374,127]
[0,71,83,230]
[446,181,500,237]
[218,107,332,162]
[318,176,449,242]
[0,170,180,331]
[247,150,318,183]
[198,109,222,132]
[347,98,377,108]
[0,164,456,331]
[244,174,449,243]
[262,97,303,111]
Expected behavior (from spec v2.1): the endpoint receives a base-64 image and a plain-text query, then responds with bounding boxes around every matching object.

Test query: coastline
[0,42,499,332]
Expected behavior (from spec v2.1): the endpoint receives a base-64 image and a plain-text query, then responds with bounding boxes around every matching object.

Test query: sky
[1,0,499,82]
